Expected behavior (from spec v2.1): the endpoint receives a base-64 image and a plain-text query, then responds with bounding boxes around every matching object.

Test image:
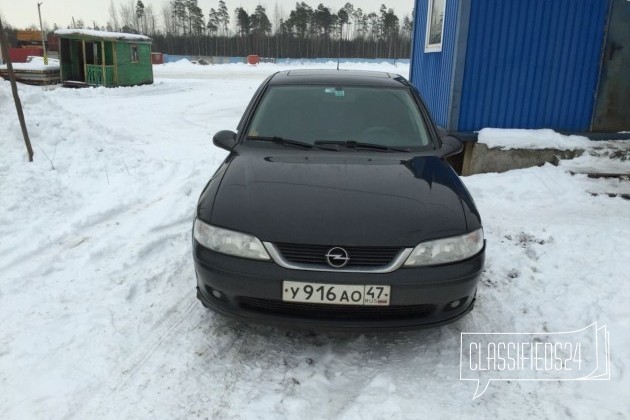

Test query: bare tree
[272,2,283,33]
[108,0,120,31]
[119,0,136,32]
[145,4,156,36]
[161,3,176,36]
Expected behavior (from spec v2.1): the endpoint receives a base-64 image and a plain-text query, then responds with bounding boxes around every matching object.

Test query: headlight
[193,219,270,260]
[404,229,484,266]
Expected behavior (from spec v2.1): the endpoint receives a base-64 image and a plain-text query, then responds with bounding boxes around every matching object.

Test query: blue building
[410,0,630,133]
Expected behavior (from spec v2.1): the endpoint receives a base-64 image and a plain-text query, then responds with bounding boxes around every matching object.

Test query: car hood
[202,148,474,247]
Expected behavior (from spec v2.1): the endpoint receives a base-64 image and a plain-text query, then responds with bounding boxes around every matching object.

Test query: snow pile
[478,128,592,150]
[173,58,194,66]
[0,63,628,419]
[0,56,60,71]
[27,56,60,66]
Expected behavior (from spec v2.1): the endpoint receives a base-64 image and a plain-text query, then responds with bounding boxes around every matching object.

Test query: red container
[247,55,260,65]
[47,34,59,52]
[151,52,163,65]
[9,48,43,63]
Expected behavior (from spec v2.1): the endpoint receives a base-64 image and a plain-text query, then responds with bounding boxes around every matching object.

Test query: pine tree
[171,0,187,36]
[188,1,204,36]
[136,1,145,33]
[251,6,271,35]
[217,1,229,36]
[235,7,250,36]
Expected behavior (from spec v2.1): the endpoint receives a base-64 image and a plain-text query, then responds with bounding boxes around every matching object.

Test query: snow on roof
[55,29,151,42]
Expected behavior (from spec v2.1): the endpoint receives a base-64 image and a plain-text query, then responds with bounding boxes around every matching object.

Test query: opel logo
[325,247,350,268]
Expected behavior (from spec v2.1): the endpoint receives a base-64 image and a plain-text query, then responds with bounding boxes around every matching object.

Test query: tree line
[58,1,415,59]
[3,0,413,58]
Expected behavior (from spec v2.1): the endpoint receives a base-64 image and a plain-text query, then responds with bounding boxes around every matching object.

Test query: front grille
[275,243,402,268]
[240,297,435,320]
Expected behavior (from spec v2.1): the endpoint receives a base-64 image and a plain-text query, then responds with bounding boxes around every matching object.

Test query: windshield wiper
[314,140,410,153]
[247,135,313,149]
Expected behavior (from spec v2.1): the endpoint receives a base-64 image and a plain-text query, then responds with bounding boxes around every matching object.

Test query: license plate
[282,281,390,306]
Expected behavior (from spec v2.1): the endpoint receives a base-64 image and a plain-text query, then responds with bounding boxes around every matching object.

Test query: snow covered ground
[0,56,60,71]
[1,61,629,419]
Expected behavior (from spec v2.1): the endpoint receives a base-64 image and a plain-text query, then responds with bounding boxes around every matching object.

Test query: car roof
[267,69,411,88]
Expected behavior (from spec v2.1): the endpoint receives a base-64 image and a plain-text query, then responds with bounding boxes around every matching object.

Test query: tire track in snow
[0,92,153,276]
[75,293,197,418]
[209,325,250,418]
[114,298,197,391]
[193,319,299,418]
[0,194,165,279]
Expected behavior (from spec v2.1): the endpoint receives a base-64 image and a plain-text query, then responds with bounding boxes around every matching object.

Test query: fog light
[445,297,467,311]
[212,289,223,300]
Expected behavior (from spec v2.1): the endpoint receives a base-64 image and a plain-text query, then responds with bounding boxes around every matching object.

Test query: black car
[193,69,485,330]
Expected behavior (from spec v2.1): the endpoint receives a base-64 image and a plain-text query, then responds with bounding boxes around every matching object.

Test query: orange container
[247,55,260,65]
[17,30,42,42]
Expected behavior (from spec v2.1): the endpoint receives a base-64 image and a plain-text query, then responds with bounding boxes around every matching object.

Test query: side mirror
[436,126,448,138]
[439,135,463,157]
[213,130,237,151]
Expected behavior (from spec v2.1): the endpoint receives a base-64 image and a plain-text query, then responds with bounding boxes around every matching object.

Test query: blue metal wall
[457,0,610,131]
[410,0,460,128]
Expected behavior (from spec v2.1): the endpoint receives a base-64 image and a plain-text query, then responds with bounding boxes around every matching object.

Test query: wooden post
[113,42,118,85]
[82,39,86,83]
[101,40,106,86]
[58,37,63,81]
[37,2,48,65]
[0,17,34,162]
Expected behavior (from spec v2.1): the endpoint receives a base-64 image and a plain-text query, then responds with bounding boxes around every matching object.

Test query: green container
[57,30,153,87]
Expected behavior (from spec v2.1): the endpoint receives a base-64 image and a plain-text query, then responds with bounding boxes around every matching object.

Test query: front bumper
[193,241,485,331]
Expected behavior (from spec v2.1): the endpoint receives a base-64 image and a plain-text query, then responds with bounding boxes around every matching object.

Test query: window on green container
[130,44,139,63]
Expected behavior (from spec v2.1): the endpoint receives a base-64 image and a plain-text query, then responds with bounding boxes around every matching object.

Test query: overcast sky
[0,0,415,30]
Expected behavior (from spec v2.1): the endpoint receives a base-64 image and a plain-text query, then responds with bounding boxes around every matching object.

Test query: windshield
[246,85,432,149]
